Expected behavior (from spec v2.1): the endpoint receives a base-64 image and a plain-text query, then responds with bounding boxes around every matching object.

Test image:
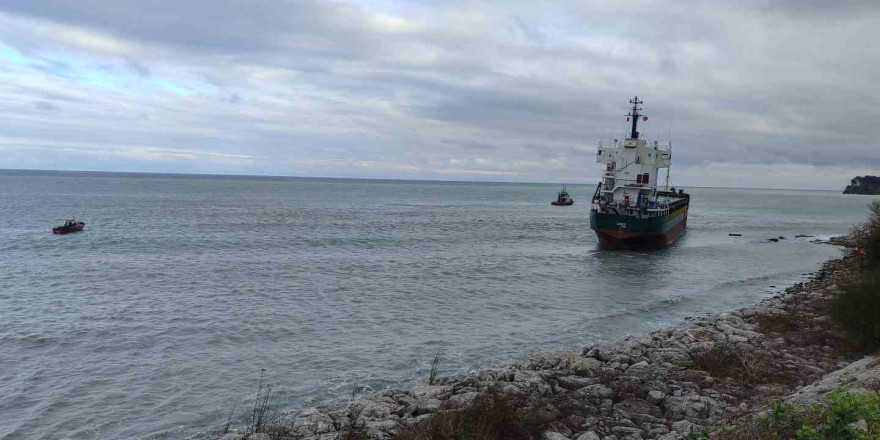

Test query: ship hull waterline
[590,205,688,249]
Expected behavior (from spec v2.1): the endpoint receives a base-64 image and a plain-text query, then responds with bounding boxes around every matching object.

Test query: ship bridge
[592,96,674,212]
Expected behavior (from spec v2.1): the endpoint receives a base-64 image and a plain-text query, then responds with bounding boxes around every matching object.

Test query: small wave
[1,331,56,347]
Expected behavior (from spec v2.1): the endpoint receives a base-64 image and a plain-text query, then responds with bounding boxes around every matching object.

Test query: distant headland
[844,175,880,194]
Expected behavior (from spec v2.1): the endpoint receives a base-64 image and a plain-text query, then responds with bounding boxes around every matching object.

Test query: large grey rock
[576,432,600,440]
[672,420,701,434]
[647,390,665,404]
[647,348,691,366]
[576,384,614,400]
[573,357,603,376]
[558,375,600,390]
[614,399,663,425]
[541,431,570,440]
[787,355,880,406]
[610,425,643,436]
[449,392,478,407]
[410,383,453,400]
[625,361,657,380]
[413,398,441,415]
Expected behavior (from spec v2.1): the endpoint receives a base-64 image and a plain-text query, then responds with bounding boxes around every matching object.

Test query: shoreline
[216,243,867,440]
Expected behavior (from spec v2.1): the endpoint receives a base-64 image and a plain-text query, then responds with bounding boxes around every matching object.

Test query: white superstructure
[591,97,676,216]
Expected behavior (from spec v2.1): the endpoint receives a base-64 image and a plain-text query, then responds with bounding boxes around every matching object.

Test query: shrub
[817,388,880,439]
[852,200,880,265]
[830,270,880,353]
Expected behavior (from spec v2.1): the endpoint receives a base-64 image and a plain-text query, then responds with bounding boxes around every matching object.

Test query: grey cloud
[32,100,58,111]
[0,0,878,188]
[123,56,150,76]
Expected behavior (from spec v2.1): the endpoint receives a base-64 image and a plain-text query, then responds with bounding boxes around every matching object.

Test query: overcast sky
[0,1,877,189]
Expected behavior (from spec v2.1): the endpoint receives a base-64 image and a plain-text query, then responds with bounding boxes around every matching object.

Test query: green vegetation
[832,271,880,353]
[715,389,880,440]
[851,200,880,265]
[832,200,880,353]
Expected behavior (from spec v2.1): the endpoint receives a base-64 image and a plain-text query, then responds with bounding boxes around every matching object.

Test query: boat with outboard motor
[589,96,689,248]
[53,219,85,234]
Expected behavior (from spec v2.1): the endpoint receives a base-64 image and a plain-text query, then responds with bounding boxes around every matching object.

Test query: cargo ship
[589,97,689,248]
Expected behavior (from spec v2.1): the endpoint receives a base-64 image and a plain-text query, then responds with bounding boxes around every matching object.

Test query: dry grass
[429,351,442,386]
[690,342,789,385]
[394,388,551,440]
[214,370,295,440]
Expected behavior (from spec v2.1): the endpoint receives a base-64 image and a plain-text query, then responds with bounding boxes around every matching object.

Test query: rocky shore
[220,246,873,440]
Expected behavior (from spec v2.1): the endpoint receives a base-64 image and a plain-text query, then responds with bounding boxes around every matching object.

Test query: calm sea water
[0,170,875,440]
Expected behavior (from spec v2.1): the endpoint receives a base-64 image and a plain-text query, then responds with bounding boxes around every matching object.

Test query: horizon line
[0,167,848,192]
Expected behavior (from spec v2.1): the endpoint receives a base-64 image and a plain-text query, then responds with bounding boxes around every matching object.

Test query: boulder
[572,358,603,376]
[576,432,600,440]
[541,431,570,440]
[671,420,702,434]
[558,376,600,390]
[575,384,614,400]
[647,390,665,404]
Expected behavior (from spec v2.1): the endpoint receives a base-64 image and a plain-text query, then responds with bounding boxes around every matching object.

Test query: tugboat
[53,219,85,234]
[551,185,574,206]
[590,96,689,248]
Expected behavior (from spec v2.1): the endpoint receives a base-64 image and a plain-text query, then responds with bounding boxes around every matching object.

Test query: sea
[0,169,875,440]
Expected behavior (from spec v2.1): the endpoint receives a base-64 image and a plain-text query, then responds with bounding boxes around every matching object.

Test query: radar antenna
[626,96,645,140]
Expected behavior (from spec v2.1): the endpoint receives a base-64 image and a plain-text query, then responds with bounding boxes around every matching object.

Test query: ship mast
[626,96,645,140]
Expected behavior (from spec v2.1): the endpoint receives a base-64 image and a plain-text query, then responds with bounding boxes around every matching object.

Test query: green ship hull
[590,203,688,248]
